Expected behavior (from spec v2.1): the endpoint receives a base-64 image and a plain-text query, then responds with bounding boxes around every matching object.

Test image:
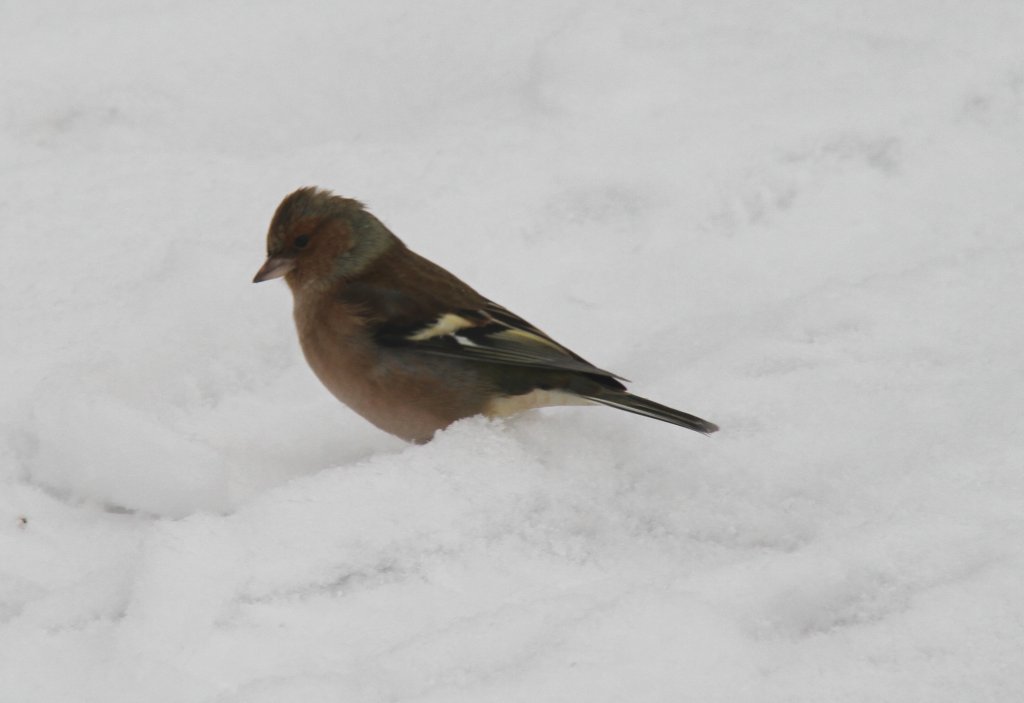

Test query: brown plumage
[254,186,718,443]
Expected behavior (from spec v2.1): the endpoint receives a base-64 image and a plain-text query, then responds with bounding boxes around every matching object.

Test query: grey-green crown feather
[335,207,401,279]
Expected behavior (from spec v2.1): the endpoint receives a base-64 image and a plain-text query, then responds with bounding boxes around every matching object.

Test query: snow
[2,1,1024,700]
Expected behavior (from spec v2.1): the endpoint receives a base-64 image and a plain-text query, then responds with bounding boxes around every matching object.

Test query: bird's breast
[293,297,487,442]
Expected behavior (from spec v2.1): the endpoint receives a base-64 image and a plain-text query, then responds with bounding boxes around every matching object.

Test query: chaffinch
[254,187,719,443]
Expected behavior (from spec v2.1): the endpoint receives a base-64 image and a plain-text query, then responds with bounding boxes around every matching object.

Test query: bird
[253,187,718,443]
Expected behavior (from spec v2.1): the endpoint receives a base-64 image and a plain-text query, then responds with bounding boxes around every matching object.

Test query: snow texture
[2,1,1024,701]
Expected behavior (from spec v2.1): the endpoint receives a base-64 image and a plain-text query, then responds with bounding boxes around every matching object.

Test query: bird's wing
[363,291,626,382]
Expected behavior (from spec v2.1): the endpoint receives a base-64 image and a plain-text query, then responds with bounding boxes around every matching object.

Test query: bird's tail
[582,389,719,435]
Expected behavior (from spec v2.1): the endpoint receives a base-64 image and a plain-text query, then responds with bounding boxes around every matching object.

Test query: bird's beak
[253,255,295,283]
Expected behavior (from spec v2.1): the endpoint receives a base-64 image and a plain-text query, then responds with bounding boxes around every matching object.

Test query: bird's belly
[300,336,486,443]
[483,389,593,417]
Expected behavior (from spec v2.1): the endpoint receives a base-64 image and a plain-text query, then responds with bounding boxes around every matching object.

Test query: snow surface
[2,1,1024,700]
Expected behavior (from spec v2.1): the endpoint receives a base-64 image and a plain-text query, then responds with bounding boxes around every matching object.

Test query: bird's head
[253,187,399,291]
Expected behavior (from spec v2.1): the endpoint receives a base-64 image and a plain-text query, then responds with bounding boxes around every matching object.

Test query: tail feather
[583,390,719,435]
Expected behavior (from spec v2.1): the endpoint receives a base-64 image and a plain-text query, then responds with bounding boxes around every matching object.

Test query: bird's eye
[294,234,311,249]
